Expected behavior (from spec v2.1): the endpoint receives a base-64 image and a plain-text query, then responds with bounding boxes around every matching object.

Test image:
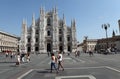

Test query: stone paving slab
[18,66,120,79]
[62,78,89,79]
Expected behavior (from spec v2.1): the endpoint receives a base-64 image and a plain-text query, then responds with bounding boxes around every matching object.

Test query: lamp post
[84,36,88,53]
[102,23,110,49]
[0,38,2,52]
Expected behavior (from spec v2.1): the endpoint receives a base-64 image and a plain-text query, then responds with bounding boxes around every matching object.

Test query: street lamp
[84,36,88,53]
[102,23,110,49]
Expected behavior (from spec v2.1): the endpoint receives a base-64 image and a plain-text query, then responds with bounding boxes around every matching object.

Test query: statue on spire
[63,14,66,25]
[112,30,115,37]
[32,13,35,26]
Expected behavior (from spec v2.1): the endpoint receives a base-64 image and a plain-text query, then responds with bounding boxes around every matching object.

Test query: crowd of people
[4,51,30,66]
[16,52,30,65]
[3,49,96,74]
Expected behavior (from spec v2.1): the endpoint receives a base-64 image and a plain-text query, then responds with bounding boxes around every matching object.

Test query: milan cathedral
[20,7,77,53]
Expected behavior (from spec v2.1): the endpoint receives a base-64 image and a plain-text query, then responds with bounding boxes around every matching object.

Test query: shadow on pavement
[0,61,16,63]
[37,70,50,73]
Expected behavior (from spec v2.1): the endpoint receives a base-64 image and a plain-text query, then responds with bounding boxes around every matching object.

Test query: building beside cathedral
[0,30,19,53]
[20,7,77,53]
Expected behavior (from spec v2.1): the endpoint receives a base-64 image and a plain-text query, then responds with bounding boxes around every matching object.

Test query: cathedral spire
[22,18,27,27]
[22,18,27,34]
[63,14,66,25]
[22,19,25,25]
[112,30,115,37]
[55,6,57,13]
[73,19,76,27]
[118,20,120,34]
[40,6,42,14]
[54,6,57,14]
[71,19,76,31]
[71,19,73,27]
[21,18,27,53]
[40,6,44,15]
[53,7,55,13]
[63,13,65,20]
[32,13,35,26]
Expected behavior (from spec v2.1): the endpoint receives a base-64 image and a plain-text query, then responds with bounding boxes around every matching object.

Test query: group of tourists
[5,52,16,59]
[74,51,80,57]
[15,50,65,73]
[50,51,64,73]
[16,52,30,66]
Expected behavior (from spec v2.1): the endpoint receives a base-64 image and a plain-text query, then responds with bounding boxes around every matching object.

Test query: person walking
[26,52,30,62]
[16,53,21,65]
[67,51,70,56]
[47,51,50,57]
[89,50,93,56]
[50,53,58,73]
[57,51,64,71]
[77,51,80,57]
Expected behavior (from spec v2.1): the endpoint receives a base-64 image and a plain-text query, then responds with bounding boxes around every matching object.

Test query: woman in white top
[16,53,20,65]
[57,51,64,71]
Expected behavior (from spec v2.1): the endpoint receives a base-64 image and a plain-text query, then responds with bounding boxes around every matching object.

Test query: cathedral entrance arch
[59,46,63,52]
[27,47,31,52]
[47,43,51,52]
[68,46,71,52]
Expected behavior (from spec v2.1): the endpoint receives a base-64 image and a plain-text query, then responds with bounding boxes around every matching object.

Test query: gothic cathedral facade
[20,7,77,53]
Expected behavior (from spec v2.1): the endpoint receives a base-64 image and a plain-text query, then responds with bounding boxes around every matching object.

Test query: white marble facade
[20,7,77,53]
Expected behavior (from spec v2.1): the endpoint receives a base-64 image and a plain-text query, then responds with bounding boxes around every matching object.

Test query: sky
[0,0,120,43]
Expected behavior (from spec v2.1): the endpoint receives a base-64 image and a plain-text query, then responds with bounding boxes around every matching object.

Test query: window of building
[67,36,70,41]
[47,17,51,26]
[47,30,51,36]
[59,46,63,51]
[36,30,39,34]
[59,37,62,42]
[36,38,38,42]
[68,46,71,52]
[59,29,62,34]
[28,38,31,42]
[27,47,31,52]
[35,47,38,51]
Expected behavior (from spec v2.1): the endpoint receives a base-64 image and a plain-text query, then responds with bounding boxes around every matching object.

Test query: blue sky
[0,0,120,42]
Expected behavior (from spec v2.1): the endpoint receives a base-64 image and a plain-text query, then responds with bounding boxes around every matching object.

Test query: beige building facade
[82,39,98,52]
[0,31,19,53]
[80,35,120,53]
[97,36,120,51]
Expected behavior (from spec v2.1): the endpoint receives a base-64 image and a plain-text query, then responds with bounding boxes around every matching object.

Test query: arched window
[67,36,70,41]
[36,29,39,34]
[36,38,38,42]
[47,17,51,26]
[28,38,31,42]
[59,37,62,42]
[59,29,62,34]
[35,47,38,51]
[47,30,51,36]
